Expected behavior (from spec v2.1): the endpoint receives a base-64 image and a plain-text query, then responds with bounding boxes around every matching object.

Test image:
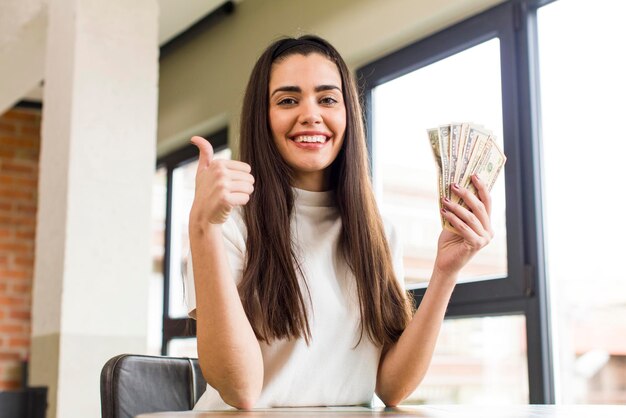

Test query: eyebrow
[270,84,341,97]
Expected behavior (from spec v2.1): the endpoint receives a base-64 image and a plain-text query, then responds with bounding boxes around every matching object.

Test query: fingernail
[452,183,460,189]
[441,207,447,213]
[473,174,480,181]
[443,197,450,203]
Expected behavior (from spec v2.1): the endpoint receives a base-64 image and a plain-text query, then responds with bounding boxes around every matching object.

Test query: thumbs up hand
[189,136,255,225]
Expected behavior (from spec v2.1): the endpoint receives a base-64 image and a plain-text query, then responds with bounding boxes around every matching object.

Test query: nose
[297,99,322,125]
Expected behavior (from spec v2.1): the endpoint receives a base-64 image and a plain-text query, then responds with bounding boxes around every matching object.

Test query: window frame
[156,129,228,355]
[357,0,555,403]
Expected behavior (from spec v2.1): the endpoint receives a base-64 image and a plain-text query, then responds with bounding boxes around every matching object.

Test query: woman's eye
[320,97,338,105]
[277,98,297,105]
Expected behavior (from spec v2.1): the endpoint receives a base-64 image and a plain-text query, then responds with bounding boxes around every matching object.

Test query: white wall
[157,0,504,157]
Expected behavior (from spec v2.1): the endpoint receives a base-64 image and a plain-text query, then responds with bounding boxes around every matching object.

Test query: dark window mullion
[514,0,554,403]
[161,164,174,355]
[163,318,197,351]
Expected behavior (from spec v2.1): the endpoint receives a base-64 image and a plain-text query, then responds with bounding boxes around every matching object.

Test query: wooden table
[136,405,626,418]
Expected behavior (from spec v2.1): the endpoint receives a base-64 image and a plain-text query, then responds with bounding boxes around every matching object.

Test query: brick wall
[0,106,41,390]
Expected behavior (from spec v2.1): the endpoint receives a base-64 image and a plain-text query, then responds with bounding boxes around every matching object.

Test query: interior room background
[0,0,624,417]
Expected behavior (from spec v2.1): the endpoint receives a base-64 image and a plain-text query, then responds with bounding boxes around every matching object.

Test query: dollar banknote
[448,123,462,191]
[437,125,451,199]
[428,128,445,226]
[427,122,506,233]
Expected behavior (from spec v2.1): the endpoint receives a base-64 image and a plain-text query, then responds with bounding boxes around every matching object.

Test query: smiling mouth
[291,135,329,143]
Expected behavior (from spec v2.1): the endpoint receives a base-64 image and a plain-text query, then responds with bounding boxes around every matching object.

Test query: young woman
[185,35,494,410]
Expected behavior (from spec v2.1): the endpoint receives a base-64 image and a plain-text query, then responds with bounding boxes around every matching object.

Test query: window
[149,129,230,356]
[372,38,507,287]
[537,0,626,404]
[359,0,554,403]
[409,315,528,404]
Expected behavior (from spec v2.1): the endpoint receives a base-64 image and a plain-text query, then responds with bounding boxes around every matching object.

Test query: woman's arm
[189,136,262,409]
[376,175,494,406]
[374,268,456,406]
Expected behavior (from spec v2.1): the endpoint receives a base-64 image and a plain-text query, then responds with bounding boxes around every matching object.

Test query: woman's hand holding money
[434,174,494,281]
[376,172,494,406]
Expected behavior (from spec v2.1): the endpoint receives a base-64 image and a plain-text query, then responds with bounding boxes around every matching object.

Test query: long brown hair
[239,35,412,347]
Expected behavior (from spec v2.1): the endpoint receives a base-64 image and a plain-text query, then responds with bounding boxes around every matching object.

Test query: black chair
[100,354,207,418]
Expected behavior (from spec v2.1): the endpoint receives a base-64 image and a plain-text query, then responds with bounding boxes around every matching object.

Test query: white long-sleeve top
[185,188,404,410]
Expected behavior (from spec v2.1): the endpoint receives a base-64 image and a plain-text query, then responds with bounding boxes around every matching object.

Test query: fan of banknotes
[427,123,506,232]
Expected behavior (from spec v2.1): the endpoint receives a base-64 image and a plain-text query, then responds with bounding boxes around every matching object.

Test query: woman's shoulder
[222,207,247,251]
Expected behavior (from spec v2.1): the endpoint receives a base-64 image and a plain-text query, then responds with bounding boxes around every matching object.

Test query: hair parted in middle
[238,35,413,347]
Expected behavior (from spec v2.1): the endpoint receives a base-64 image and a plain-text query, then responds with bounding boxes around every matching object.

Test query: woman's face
[268,53,346,191]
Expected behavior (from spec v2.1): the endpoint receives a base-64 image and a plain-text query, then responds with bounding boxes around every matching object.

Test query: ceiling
[158,0,231,45]
[22,0,233,102]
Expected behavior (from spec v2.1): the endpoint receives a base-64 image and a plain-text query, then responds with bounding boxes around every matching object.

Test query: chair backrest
[100,354,207,418]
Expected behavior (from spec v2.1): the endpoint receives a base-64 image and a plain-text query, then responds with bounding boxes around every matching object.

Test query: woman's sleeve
[183,212,247,319]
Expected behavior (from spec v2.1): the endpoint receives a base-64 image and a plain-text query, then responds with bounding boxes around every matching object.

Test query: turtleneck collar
[293,187,335,207]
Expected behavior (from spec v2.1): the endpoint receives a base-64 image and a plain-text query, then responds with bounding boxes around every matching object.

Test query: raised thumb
[190,136,214,168]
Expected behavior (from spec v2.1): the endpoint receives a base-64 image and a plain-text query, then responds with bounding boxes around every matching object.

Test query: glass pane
[147,166,166,355]
[372,39,507,287]
[168,159,198,318]
[168,338,198,358]
[168,147,232,318]
[538,0,626,404]
[400,315,528,405]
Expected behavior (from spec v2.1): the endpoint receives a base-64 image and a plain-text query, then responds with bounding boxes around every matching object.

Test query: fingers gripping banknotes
[427,122,506,233]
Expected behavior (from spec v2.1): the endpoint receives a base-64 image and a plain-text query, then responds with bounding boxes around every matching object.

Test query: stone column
[30,0,159,417]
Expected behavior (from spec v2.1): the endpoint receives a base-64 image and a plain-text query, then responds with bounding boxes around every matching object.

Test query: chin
[293,160,331,172]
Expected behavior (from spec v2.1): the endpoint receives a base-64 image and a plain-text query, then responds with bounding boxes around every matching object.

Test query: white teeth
[293,135,327,143]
